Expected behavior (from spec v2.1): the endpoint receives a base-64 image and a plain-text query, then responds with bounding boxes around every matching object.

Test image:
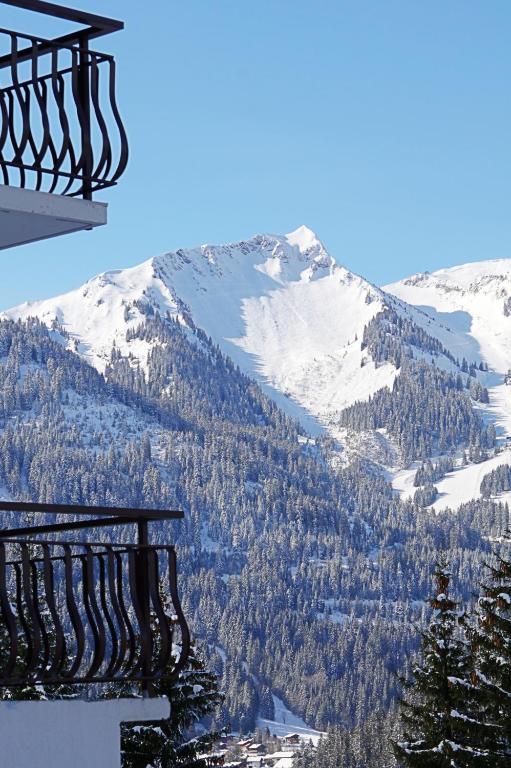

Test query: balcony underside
[0,185,107,250]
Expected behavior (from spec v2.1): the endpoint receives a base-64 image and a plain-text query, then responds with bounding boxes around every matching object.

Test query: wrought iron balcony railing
[0,502,190,693]
[0,1,128,199]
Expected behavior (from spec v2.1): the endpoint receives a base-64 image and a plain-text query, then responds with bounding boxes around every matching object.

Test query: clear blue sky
[1,0,510,308]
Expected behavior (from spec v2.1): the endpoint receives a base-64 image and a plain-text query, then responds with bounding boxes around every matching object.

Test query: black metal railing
[0,1,128,199]
[0,502,190,692]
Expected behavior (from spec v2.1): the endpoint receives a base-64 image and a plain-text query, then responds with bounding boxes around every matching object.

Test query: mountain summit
[4,227,390,433]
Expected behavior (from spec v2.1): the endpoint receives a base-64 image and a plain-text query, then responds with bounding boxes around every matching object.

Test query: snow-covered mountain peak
[3,227,392,435]
[8,238,511,516]
[152,226,338,290]
[285,224,322,251]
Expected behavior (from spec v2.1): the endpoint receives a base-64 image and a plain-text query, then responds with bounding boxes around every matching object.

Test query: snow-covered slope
[7,230,511,511]
[4,226,397,436]
[386,260,511,441]
[392,449,511,513]
[257,693,325,746]
[385,259,511,375]
[386,260,511,508]
[8,229,511,496]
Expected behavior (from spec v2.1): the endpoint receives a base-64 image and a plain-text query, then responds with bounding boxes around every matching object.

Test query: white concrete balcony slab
[0,185,107,250]
[0,696,170,768]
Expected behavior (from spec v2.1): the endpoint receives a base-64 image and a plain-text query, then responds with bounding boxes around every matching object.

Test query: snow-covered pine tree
[464,542,511,765]
[121,642,224,768]
[258,684,275,720]
[293,741,317,768]
[393,563,475,767]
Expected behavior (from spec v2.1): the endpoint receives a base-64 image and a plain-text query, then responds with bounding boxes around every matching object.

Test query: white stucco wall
[0,696,170,768]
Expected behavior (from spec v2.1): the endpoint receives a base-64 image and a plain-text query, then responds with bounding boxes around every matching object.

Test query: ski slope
[257,694,324,746]
[385,259,511,508]
[392,450,511,512]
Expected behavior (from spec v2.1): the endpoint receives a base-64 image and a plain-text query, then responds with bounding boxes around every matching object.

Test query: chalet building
[283,733,302,745]
[248,743,267,755]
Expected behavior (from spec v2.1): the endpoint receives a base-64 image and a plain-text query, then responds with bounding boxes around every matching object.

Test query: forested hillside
[0,313,507,735]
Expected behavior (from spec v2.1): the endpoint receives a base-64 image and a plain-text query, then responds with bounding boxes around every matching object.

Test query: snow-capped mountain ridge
[7,229,511,482]
[385,259,511,511]
[7,229,511,510]
[4,227,393,435]
[155,225,337,288]
[385,259,511,375]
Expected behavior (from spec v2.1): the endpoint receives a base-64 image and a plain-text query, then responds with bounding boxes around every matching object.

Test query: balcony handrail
[0,499,185,521]
[0,2,128,199]
[0,540,191,688]
[0,0,124,45]
[0,502,191,693]
[0,26,114,66]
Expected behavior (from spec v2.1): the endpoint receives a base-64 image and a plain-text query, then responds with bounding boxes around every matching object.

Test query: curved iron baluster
[63,544,85,678]
[148,548,172,677]
[67,47,88,196]
[105,548,127,676]
[42,544,66,679]
[20,545,41,679]
[90,54,111,184]
[9,34,30,181]
[28,40,47,192]
[50,53,75,194]
[0,91,10,185]
[81,547,106,678]
[0,543,18,680]
[115,549,137,676]
[36,79,60,194]
[128,547,151,678]
[6,88,24,186]
[97,551,119,678]
[13,562,31,675]
[30,559,51,676]
[166,547,191,679]
[21,83,42,190]
[106,57,129,185]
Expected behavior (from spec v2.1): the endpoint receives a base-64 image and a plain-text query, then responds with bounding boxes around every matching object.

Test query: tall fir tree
[393,563,475,767]
[464,542,511,765]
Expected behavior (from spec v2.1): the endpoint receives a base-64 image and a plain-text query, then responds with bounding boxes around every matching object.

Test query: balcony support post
[78,32,93,200]
[137,518,153,697]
